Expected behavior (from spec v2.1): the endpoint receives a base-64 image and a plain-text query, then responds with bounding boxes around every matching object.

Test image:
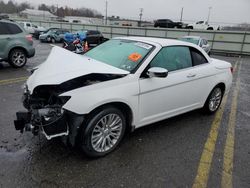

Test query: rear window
[88,30,100,35]
[7,23,23,34]
[180,37,199,45]
[0,22,23,35]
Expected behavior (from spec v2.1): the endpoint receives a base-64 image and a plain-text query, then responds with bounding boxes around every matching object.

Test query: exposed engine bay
[14,73,125,145]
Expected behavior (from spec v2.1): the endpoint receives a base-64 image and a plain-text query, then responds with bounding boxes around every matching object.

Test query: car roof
[0,19,16,23]
[181,36,201,39]
[116,36,198,48]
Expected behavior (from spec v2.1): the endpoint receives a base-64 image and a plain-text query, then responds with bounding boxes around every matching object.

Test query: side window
[203,39,208,45]
[7,23,22,34]
[190,47,208,66]
[0,22,10,34]
[150,46,192,72]
[26,23,31,27]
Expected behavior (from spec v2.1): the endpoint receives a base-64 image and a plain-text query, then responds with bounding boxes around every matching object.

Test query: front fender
[60,77,139,124]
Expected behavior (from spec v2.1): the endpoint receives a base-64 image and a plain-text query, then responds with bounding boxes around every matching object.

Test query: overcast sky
[12,0,250,24]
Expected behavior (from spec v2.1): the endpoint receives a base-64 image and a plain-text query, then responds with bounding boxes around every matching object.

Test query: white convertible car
[14,37,232,157]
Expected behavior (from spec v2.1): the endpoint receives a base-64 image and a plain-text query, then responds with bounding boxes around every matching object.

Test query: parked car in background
[39,28,69,43]
[64,30,104,45]
[154,19,184,28]
[33,27,58,39]
[187,21,220,30]
[179,36,211,55]
[0,14,9,19]
[0,19,35,68]
[14,37,232,157]
[18,22,46,34]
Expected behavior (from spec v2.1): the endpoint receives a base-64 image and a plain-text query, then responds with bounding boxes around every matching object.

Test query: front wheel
[80,107,126,157]
[8,49,27,68]
[46,36,51,42]
[203,87,223,114]
[51,37,56,43]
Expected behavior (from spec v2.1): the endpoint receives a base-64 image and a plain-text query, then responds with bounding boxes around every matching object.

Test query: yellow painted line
[192,95,228,188]
[221,60,241,188]
[192,59,240,188]
[0,76,28,86]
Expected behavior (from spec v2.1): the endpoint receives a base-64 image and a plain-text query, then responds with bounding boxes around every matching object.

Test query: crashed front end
[14,73,125,146]
[15,84,71,140]
[14,46,129,145]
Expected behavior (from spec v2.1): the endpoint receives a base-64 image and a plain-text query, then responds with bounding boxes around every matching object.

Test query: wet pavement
[0,40,249,188]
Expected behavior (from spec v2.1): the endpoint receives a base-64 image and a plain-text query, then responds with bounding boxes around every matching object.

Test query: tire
[46,36,51,42]
[80,107,126,157]
[51,37,56,43]
[8,49,27,68]
[203,86,223,114]
[207,27,213,30]
[188,26,193,29]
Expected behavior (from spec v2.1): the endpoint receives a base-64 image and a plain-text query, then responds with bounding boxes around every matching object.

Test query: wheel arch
[204,82,226,106]
[8,46,28,61]
[85,101,134,132]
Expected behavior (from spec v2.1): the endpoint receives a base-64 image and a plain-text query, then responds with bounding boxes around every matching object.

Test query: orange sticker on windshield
[128,53,142,62]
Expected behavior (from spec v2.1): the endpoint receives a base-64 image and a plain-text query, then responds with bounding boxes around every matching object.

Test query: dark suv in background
[0,19,35,68]
[154,19,183,28]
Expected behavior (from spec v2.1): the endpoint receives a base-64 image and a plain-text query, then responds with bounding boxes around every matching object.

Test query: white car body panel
[26,37,232,129]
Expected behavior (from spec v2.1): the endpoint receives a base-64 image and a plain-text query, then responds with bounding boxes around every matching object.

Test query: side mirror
[147,67,168,78]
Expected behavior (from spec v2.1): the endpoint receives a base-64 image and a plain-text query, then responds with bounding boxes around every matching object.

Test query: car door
[196,21,204,29]
[0,22,11,59]
[138,46,210,126]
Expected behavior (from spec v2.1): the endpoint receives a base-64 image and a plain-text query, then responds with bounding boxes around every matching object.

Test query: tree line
[0,1,103,18]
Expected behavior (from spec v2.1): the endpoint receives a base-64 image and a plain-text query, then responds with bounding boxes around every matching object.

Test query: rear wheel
[203,87,223,114]
[8,49,27,68]
[80,107,126,157]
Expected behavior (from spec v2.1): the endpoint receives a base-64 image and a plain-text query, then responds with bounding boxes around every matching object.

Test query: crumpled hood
[27,46,129,93]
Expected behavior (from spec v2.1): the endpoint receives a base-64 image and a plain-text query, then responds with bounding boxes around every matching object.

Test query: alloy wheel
[91,113,123,152]
[11,51,26,67]
[208,88,222,112]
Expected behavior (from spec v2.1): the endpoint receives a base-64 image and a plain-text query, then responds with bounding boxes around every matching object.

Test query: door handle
[187,73,197,78]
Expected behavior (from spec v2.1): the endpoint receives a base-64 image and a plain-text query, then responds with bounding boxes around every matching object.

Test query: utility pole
[207,7,212,24]
[105,0,108,25]
[180,7,183,22]
[139,8,143,27]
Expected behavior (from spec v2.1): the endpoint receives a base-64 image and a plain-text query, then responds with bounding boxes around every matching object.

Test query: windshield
[84,39,153,72]
[180,37,199,45]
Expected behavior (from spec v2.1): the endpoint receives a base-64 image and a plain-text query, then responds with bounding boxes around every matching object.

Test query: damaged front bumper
[14,108,84,146]
[14,108,68,140]
[14,87,84,146]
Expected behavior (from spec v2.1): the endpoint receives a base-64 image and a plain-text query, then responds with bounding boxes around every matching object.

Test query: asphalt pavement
[0,40,249,188]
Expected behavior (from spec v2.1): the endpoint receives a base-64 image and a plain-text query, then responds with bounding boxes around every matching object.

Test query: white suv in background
[18,22,46,34]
